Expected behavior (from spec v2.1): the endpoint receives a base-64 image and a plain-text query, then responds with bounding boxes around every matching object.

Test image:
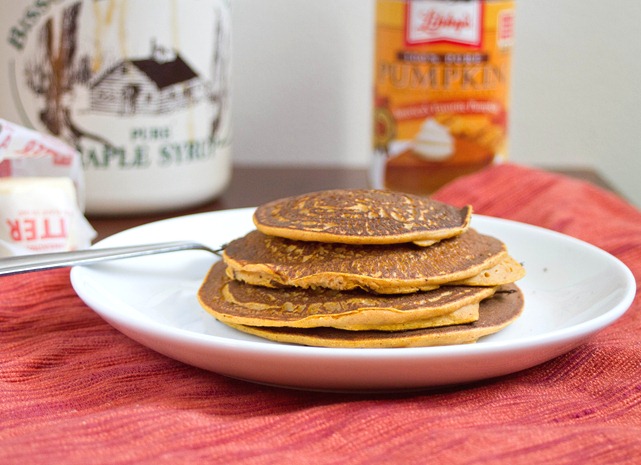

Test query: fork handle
[0,241,214,276]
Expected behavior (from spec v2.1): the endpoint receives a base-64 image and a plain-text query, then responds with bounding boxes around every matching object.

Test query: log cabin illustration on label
[90,43,209,116]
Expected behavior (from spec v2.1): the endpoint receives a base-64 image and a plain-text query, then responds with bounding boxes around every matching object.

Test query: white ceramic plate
[70,208,636,391]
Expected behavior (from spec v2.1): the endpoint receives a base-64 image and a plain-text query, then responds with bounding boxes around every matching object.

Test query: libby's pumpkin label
[372,0,514,194]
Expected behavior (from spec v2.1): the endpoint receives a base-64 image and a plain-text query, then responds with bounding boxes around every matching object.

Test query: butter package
[0,120,96,256]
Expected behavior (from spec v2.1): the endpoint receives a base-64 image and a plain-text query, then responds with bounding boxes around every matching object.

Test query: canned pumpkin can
[371,0,515,194]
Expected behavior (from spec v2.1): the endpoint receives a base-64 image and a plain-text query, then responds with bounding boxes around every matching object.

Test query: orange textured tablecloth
[1,164,640,464]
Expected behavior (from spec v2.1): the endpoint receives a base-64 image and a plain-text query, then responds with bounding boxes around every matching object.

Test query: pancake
[223,228,508,294]
[224,284,524,348]
[253,189,472,245]
[454,255,525,287]
[198,261,497,330]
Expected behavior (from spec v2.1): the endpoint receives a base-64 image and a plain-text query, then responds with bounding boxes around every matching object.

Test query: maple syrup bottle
[0,0,232,214]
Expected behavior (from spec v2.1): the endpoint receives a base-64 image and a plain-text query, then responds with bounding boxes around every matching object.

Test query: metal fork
[0,241,221,276]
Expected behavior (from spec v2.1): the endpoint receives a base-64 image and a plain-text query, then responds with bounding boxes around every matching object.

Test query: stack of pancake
[198,189,525,348]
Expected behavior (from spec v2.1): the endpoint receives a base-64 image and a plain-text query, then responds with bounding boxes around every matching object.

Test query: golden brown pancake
[223,229,508,294]
[253,189,472,245]
[199,189,526,348]
[452,255,525,286]
[224,284,524,348]
[198,261,497,330]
